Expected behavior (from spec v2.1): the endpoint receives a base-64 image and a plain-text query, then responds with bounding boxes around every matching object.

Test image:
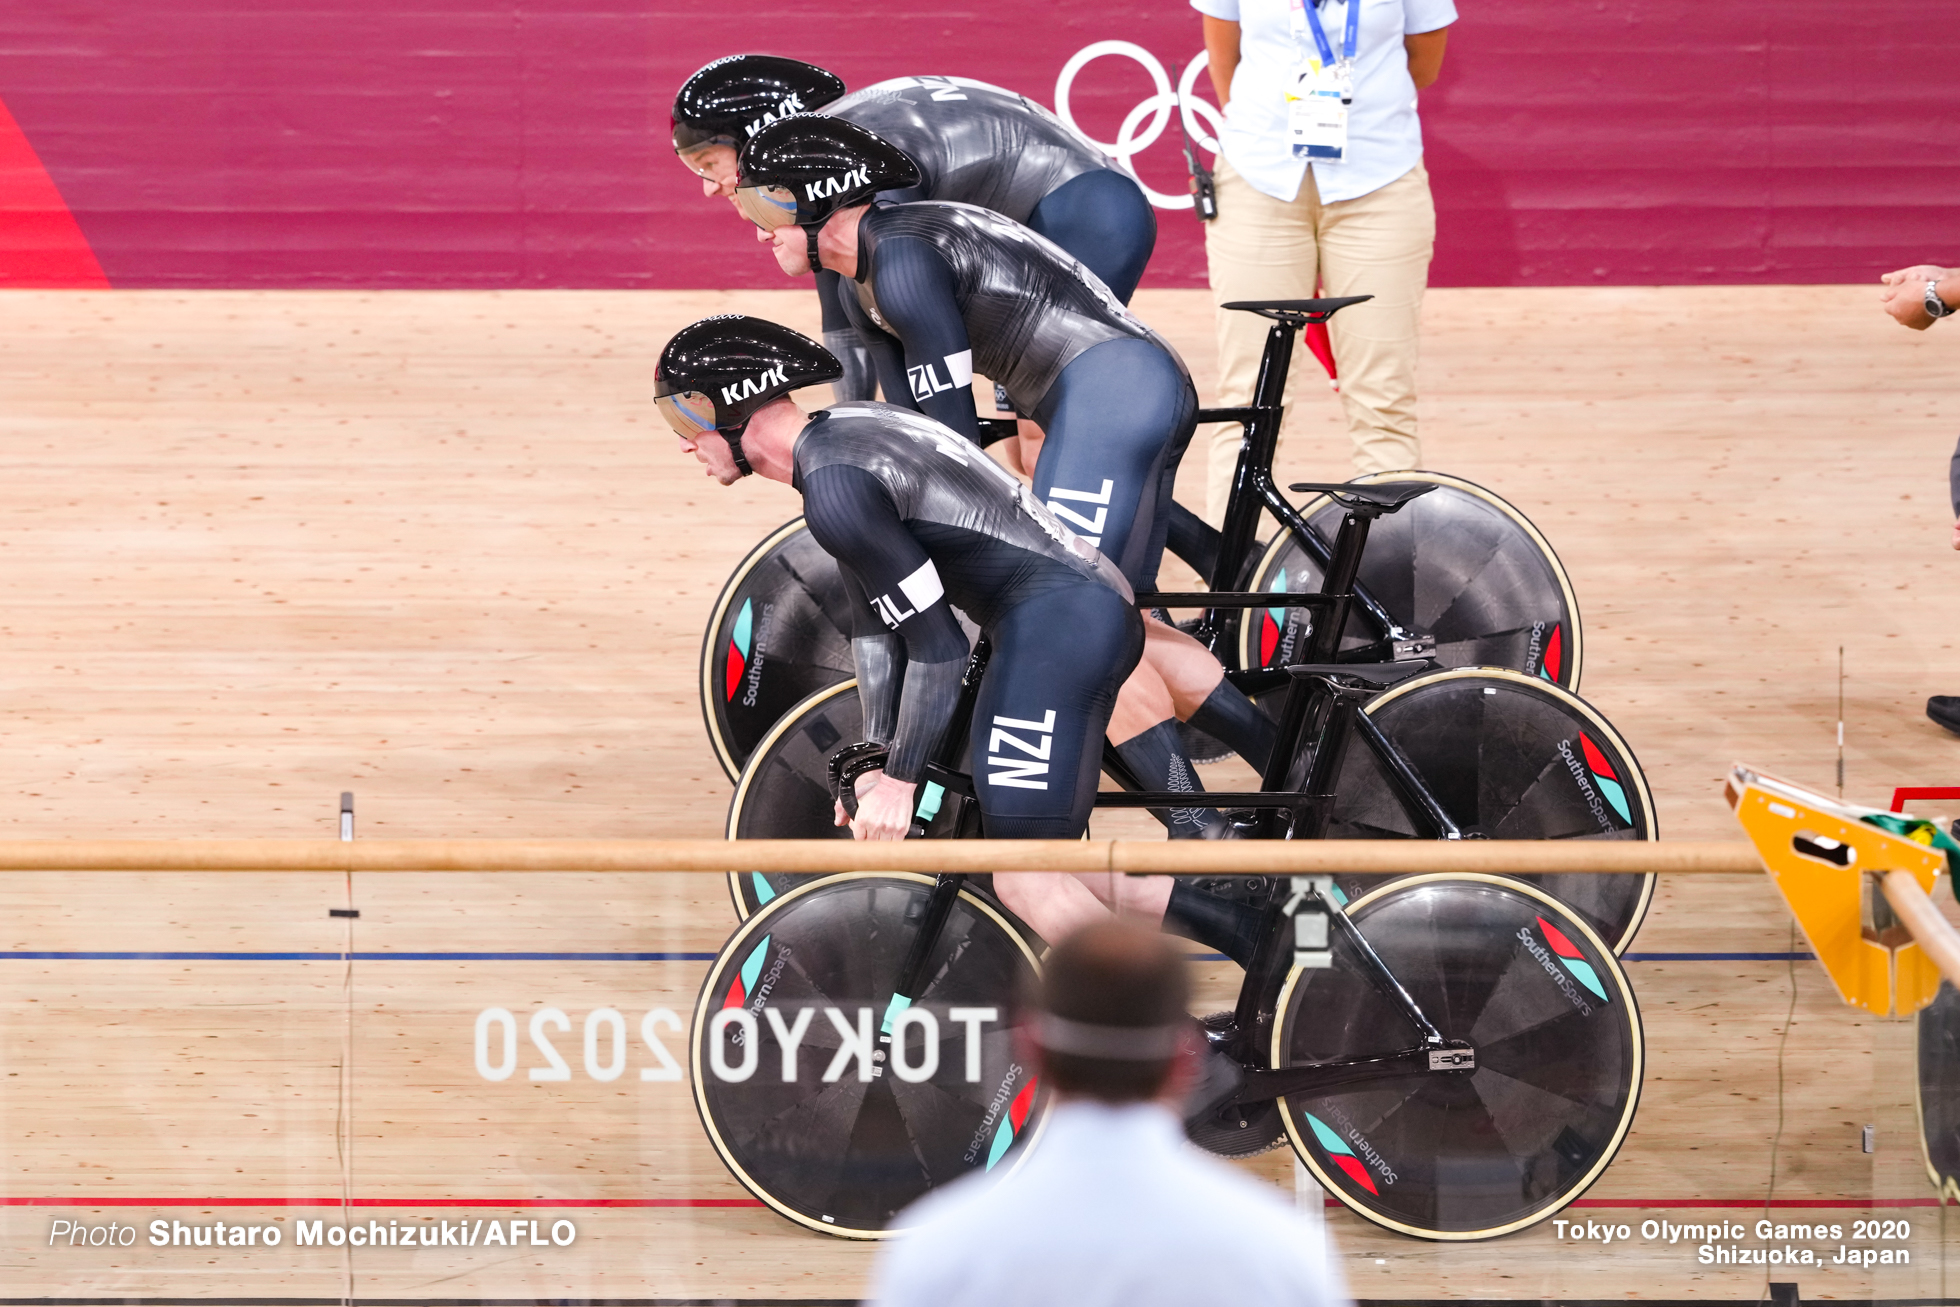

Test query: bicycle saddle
[1289,480,1436,512]
[1220,295,1372,323]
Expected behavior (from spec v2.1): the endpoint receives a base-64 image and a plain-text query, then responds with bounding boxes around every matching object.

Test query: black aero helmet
[672,55,847,155]
[655,316,841,476]
[735,115,922,231]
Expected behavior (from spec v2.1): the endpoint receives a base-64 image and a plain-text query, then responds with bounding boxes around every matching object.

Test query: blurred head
[672,55,847,199]
[1026,920,1190,1103]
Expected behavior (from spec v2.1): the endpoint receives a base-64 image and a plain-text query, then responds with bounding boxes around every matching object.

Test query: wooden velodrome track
[0,285,1956,1303]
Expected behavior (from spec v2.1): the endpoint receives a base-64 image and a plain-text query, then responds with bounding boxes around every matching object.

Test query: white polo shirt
[869,1100,1349,1307]
[1192,0,1457,203]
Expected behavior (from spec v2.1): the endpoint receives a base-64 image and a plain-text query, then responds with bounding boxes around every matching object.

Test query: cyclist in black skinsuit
[656,315,1165,931]
[731,113,1278,843]
[670,54,1156,399]
[656,315,1292,974]
[736,114,1184,590]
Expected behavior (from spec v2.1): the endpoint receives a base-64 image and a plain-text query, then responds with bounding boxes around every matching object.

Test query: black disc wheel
[691,873,1046,1238]
[1273,874,1642,1240]
[1318,668,1658,954]
[701,519,855,782]
[1238,472,1582,689]
[1918,981,1960,1203]
[724,680,863,919]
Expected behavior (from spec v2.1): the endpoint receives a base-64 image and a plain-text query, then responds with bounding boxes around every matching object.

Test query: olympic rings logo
[1053,42,1223,211]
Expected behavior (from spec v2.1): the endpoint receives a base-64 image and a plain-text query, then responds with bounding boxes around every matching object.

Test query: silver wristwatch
[1926,279,1955,319]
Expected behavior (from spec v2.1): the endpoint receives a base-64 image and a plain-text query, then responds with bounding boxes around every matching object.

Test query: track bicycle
[692,484,1645,1238]
[699,299,1585,782]
[726,478,1658,954]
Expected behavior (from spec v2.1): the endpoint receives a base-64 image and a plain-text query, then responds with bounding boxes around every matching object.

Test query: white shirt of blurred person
[870,920,1349,1307]
[1193,0,1455,522]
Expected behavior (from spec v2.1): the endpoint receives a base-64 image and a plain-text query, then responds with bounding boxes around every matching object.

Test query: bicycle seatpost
[1210,320,1298,596]
[1253,503,1377,817]
[1303,503,1374,663]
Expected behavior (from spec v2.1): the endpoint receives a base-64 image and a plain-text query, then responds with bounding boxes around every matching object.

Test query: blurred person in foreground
[1879,261,1960,736]
[869,919,1348,1307]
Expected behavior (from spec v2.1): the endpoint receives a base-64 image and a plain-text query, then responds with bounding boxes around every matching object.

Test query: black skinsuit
[814,74,1157,397]
[795,402,1143,838]
[835,201,1196,590]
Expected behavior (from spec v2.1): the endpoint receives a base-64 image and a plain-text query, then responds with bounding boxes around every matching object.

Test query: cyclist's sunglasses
[656,389,719,439]
[671,119,732,156]
[674,137,734,182]
[732,184,800,232]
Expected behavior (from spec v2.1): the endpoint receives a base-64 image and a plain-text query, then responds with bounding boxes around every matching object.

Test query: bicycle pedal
[1198,1011,1241,1051]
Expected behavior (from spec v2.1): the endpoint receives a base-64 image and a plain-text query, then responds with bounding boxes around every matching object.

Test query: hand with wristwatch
[1879,261,1956,330]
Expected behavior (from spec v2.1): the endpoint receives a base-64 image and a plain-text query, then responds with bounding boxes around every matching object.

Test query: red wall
[0,1,1954,290]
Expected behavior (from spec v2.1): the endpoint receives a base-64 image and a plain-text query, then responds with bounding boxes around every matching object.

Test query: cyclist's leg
[1137,617,1276,771]
[1115,642,1286,963]
[1029,342,1274,827]
[973,585,1136,839]
[973,586,1164,937]
[1028,337,1193,592]
[975,596,1269,949]
[1107,653,1232,841]
[1024,168,1158,305]
[1103,619,1276,824]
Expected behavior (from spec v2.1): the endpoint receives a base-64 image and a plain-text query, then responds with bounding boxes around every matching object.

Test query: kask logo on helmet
[805,166,871,201]
[719,362,787,406]
[743,93,805,138]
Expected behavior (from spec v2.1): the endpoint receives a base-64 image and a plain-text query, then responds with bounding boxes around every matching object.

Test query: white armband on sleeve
[869,559,947,631]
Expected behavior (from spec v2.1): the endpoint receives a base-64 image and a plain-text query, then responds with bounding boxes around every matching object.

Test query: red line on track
[1890,784,1960,811]
[1560,1207,1944,1214]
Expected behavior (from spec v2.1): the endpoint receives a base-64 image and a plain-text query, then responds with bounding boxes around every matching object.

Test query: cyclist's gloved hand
[849,770,919,841]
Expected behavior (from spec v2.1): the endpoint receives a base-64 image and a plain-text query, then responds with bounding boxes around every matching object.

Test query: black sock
[1163,878,1277,969]
[1113,719,1228,839]
[1185,679,1277,773]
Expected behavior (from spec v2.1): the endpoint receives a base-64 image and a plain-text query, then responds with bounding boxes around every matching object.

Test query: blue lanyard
[1302,0,1359,70]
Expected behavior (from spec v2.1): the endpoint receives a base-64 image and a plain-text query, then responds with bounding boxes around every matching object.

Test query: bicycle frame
[833,494,1481,1100]
[1170,304,1416,662]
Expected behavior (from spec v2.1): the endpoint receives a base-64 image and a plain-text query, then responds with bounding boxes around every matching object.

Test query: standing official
[1194,0,1455,522]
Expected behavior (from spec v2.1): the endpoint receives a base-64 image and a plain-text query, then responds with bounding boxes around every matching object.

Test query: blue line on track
[1623,951,1812,961]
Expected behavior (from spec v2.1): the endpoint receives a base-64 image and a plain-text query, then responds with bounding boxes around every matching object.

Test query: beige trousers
[1200,156,1437,524]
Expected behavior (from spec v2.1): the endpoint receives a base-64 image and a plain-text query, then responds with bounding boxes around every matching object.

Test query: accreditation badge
[1287,59,1349,161]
